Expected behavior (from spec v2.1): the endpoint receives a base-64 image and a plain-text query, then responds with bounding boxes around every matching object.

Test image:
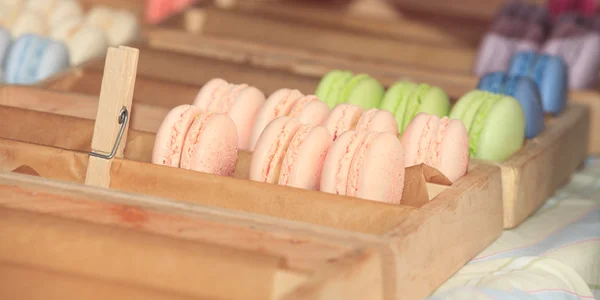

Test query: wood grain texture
[477,104,590,228]
[159,7,476,74]
[200,0,486,47]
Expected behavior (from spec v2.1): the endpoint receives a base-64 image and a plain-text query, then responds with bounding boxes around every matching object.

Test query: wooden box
[143,6,600,157]
[40,43,590,228]
[1,69,503,300]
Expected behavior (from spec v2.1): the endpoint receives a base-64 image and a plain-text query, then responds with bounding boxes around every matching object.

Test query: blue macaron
[0,28,11,83]
[4,34,70,85]
[507,51,568,115]
[478,71,546,139]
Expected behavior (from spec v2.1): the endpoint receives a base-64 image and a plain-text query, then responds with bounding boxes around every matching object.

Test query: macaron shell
[319,130,364,196]
[48,0,83,29]
[477,96,525,161]
[65,26,108,66]
[11,10,47,37]
[0,29,11,69]
[347,131,405,204]
[474,33,516,76]
[180,112,239,176]
[292,99,330,125]
[417,86,450,120]
[193,78,230,110]
[400,113,438,166]
[278,125,332,190]
[107,10,139,46]
[566,33,600,88]
[249,116,302,183]
[36,40,69,82]
[315,70,353,108]
[323,103,365,140]
[152,104,201,167]
[508,76,545,138]
[249,88,302,150]
[355,108,398,135]
[380,81,417,113]
[429,118,469,183]
[226,85,266,150]
[535,54,568,114]
[345,76,384,109]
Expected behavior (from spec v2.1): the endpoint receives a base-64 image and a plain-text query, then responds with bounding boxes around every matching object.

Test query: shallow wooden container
[0,85,503,300]
[0,171,385,300]
[40,43,591,228]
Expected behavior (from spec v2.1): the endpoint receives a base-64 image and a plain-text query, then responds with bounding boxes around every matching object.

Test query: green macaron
[315,70,384,110]
[380,80,450,135]
[450,90,526,161]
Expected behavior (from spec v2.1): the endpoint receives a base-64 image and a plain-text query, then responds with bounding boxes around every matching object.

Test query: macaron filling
[468,96,499,157]
[335,132,362,195]
[427,117,450,167]
[273,89,302,117]
[323,72,352,108]
[401,84,429,132]
[278,124,315,186]
[163,106,200,167]
[340,74,368,102]
[415,116,438,164]
[262,120,300,183]
[346,132,377,197]
[355,109,378,131]
[180,112,216,169]
[288,95,318,119]
[331,105,363,140]
[220,84,247,113]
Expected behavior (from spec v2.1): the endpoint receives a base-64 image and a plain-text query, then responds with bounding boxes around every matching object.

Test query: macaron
[320,130,405,204]
[478,72,545,138]
[10,9,47,37]
[84,6,138,46]
[507,51,568,114]
[249,88,329,150]
[152,104,238,176]
[379,81,450,136]
[323,104,397,140]
[4,34,69,84]
[250,116,333,190]
[51,18,109,65]
[450,90,526,161]
[193,78,266,151]
[542,31,600,89]
[0,0,25,29]
[315,70,385,110]
[473,33,517,76]
[400,113,469,183]
[0,28,11,83]
[25,0,83,29]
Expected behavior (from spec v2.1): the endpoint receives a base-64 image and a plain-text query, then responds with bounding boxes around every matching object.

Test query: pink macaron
[287,94,330,125]
[249,116,333,190]
[152,104,239,176]
[323,104,398,140]
[249,88,304,150]
[249,88,330,150]
[400,113,469,183]
[320,130,405,204]
[193,78,265,150]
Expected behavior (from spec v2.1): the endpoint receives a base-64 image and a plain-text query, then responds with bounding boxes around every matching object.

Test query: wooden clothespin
[85,46,139,188]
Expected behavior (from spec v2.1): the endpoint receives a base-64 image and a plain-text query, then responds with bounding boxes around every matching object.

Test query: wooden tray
[39,43,591,228]
[200,0,488,48]
[0,80,503,300]
[0,171,383,300]
[154,7,477,74]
